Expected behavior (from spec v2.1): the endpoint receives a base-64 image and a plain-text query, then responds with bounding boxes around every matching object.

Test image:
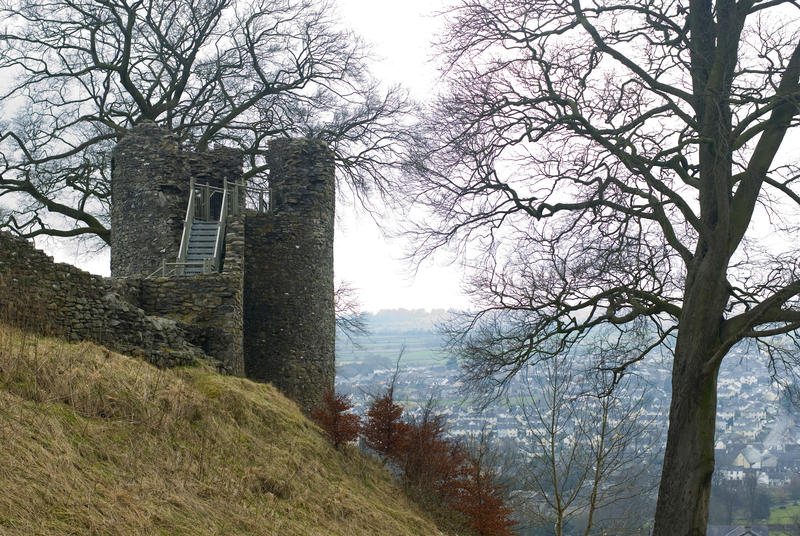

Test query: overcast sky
[47,0,469,313]
[331,0,470,312]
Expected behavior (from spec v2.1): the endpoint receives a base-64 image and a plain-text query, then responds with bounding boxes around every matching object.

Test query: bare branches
[408,0,800,532]
[334,280,368,343]
[512,358,659,535]
[407,0,800,392]
[0,0,414,243]
[410,1,800,532]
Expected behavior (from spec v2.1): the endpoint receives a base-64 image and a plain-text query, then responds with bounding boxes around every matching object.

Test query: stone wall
[135,274,244,375]
[0,232,209,368]
[1,128,336,412]
[243,138,336,411]
[110,122,187,278]
[222,216,245,275]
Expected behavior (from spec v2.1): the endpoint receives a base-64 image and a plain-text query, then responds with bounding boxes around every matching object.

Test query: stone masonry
[111,121,243,278]
[0,232,208,368]
[243,138,336,411]
[1,122,336,411]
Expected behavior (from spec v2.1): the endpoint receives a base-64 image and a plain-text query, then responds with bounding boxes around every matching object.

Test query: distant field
[768,502,800,523]
[336,331,451,368]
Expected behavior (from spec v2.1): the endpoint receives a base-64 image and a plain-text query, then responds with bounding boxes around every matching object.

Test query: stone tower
[110,121,242,277]
[243,138,336,411]
[110,122,335,412]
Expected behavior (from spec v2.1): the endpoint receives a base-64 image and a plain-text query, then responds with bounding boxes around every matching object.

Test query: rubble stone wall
[110,121,243,278]
[0,232,209,368]
[135,274,244,375]
[1,125,336,412]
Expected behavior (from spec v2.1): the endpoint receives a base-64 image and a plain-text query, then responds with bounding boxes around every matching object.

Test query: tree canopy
[0,0,411,244]
[407,0,800,533]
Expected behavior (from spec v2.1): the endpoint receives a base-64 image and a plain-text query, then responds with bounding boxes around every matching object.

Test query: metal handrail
[186,180,269,218]
[146,260,211,279]
[212,182,228,272]
[152,178,272,279]
[237,181,270,214]
[146,263,170,279]
[176,177,196,275]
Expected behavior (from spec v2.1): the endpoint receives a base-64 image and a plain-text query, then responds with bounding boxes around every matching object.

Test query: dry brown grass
[0,323,449,535]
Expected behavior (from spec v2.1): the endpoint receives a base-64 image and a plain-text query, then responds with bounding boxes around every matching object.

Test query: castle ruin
[0,121,336,411]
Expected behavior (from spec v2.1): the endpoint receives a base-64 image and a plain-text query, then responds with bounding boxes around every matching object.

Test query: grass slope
[0,324,449,535]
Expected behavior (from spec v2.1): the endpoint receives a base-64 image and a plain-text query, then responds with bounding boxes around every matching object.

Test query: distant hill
[0,323,452,536]
[336,310,457,373]
[365,308,452,333]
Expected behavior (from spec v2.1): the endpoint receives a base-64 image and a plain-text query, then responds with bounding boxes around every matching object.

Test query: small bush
[311,389,361,449]
[395,409,466,498]
[362,389,517,536]
[452,455,517,536]
[362,389,406,460]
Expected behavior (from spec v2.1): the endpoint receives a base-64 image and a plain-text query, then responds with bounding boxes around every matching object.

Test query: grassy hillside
[0,323,451,536]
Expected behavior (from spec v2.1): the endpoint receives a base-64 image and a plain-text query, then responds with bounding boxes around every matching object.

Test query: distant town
[336,309,800,534]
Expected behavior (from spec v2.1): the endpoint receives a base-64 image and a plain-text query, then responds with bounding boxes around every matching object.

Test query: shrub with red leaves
[452,455,518,536]
[362,388,407,459]
[361,388,517,536]
[310,389,361,449]
[395,409,467,496]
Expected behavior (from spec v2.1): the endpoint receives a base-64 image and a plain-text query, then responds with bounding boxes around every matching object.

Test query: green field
[768,502,800,523]
[336,331,450,368]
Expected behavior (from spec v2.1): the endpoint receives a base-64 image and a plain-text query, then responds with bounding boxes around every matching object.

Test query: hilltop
[0,323,452,536]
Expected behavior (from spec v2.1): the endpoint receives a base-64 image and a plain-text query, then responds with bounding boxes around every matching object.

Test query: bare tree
[512,358,657,536]
[406,0,800,533]
[0,0,412,245]
[709,474,739,525]
[334,280,369,343]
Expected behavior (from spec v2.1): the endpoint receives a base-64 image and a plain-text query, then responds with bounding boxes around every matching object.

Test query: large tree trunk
[652,339,720,535]
[652,252,730,536]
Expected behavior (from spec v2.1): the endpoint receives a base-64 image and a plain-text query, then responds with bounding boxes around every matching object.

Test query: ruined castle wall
[222,216,245,275]
[0,232,208,368]
[1,125,335,408]
[135,274,244,375]
[111,121,244,278]
[243,138,336,411]
[107,122,248,374]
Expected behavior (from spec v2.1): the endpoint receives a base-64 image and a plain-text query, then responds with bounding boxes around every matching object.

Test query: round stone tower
[110,121,243,277]
[243,138,336,412]
[110,121,187,277]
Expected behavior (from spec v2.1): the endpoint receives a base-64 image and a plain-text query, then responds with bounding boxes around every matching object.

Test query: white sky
[39,0,800,313]
[48,0,470,313]
[332,0,469,312]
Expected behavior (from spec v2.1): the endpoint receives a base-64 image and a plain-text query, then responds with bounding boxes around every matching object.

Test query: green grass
[768,502,800,523]
[0,323,454,536]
